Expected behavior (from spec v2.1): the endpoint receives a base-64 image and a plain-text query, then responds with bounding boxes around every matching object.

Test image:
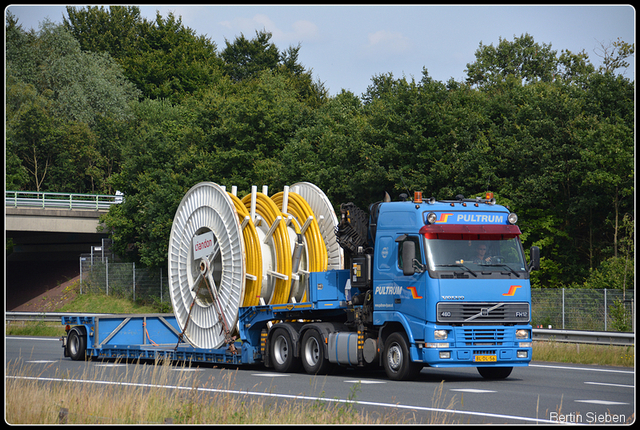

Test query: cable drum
[290,182,344,270]
[168,182,245,349]
[241,191,293,305]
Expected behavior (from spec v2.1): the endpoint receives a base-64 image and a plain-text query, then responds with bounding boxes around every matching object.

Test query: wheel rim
[273,335,290,365]
[387,343,403,372]
[304,336,320,367]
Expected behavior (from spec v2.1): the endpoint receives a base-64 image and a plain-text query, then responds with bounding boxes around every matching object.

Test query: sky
[6,4,636,96]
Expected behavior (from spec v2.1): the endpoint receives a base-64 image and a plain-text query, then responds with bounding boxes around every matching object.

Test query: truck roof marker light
[508,213,518,224]
[414,191,423,204]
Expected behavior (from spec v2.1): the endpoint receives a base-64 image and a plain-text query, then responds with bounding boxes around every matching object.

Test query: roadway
[5,336,635,424]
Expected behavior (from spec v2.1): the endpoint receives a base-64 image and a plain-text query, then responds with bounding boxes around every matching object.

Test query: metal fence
[6,190,122,210]
[79,254,169,305]
[531,288,634,332]
[78,254,635,333]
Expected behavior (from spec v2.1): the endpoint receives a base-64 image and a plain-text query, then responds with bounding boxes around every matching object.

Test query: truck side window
[398,236,422,271]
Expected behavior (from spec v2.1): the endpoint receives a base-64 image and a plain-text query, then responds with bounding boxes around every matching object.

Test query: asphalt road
[6,336,635,424]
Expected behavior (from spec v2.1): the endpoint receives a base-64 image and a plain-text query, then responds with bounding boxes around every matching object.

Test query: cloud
[218,14,319,44]
[364,30,412,56]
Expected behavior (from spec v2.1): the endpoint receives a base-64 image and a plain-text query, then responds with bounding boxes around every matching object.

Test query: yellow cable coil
[271,191,328,273]
[228,193,262,307]
[241,192,293,305]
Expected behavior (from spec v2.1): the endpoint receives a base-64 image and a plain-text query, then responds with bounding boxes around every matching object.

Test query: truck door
[395,235,426,318]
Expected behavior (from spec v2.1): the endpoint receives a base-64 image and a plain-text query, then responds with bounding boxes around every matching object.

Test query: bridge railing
[5,191,123,211]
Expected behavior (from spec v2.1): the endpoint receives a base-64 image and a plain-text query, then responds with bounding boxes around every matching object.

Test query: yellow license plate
[474,355,497,362]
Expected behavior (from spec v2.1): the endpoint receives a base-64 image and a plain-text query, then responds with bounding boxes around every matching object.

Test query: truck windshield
[424,238,527,274]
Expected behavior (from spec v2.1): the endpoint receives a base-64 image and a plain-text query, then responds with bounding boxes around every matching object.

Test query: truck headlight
[434,329,448,340]
[515,329,530,340]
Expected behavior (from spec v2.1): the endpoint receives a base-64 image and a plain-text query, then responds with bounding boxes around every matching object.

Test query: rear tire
[67,328,87,361]
[301,330,332,375]
[477,366,513,380]
[270,328,300,373]
[382,332,422,381]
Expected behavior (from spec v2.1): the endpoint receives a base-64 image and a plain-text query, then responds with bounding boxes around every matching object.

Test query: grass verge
[6,357,448,424]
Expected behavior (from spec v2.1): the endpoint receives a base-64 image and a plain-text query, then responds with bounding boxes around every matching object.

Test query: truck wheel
[301,330,331,375]
[270,328,300,373]
[477,366,513,380]
[383,332,422,381]
[67,328,87,361]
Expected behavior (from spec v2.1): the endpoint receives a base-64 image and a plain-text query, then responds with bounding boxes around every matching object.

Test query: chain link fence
[532,288,634,332]
[79,254,634,333]
[79,253,169,306]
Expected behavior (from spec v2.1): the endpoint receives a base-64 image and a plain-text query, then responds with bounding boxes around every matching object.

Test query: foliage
[5,11,634,290]
[64,6,224,103]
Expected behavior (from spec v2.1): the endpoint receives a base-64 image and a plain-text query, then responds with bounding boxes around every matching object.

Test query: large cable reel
[168,181,342,349]
[289,182,344,271]
[168,182,245,349]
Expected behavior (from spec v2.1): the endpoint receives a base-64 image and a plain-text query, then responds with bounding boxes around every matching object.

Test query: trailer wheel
[301,330,331,375]
[382,332,422,381]
[67,328,87,361]
[477,366,513,380]
[270,328,300,373]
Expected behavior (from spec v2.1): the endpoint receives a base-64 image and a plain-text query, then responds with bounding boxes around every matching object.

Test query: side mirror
[529,246,540,272]
[402,241,416,276]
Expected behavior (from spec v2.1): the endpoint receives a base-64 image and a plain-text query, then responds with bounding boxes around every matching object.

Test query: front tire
[270,328,300,373]
[477,366,513,379]
[382,332,422,380]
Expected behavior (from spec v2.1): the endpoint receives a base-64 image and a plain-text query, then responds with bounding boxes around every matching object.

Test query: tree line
[5,6,634,290]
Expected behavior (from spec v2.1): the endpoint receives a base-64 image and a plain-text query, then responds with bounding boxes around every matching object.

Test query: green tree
[5,16,139,193]
[65,6,224,102]
[221,30,327,107]
[465,33,559,86]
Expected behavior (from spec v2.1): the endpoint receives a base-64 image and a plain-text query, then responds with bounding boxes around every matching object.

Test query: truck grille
[460,328,506,346]
[437,302,530,323]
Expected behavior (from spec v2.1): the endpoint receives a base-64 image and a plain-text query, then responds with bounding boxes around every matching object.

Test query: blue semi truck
[62,187,539,381]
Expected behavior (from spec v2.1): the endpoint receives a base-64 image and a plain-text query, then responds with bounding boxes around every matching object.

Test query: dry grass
[6,357,452,424]
[532,341,634,367]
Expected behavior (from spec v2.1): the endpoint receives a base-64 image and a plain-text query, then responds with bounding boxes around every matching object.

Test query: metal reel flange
[168,182,245,349]
[290,182,344,270]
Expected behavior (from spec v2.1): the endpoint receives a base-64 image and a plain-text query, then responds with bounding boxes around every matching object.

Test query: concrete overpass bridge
[6,191,122,310]
[6,191,121,261]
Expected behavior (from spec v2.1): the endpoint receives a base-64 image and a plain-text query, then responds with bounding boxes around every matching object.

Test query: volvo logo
[441,295,465,300]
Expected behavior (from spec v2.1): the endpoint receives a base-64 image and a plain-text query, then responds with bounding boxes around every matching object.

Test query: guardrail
[6,312,115,323]
[532,328,634,346]
[5,191,122,211]
[6,312,634,346]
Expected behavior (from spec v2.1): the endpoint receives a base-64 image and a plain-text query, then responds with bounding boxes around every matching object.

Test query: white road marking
[343,379,386,384]
[450,389,496,393]
[6,374,562,424]
[94,363,127,367]
[575,400,629,405]
[26,360,56,363]
[251,373,290,377]
[529,364,633,374]
[585,381,634,389]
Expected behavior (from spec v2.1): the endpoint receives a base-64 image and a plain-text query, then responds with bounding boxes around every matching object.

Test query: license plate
[474,355,497,362]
